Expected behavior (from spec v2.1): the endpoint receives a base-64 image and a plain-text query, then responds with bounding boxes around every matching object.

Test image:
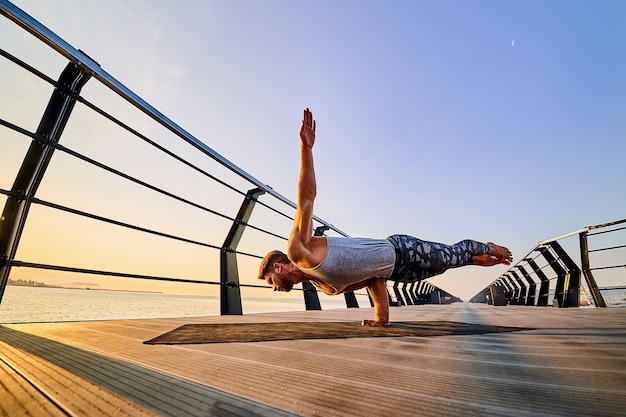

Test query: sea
[0,286,349,324]
[1,286,623,324]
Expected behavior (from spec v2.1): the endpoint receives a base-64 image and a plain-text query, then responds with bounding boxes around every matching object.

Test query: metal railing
[0,1,454,317]
[470,219,626,307]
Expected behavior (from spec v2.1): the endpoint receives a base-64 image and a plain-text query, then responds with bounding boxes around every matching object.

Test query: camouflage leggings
[387,234,491,283]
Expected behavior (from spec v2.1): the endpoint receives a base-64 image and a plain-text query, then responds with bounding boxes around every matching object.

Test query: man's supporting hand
[362,319,391,327]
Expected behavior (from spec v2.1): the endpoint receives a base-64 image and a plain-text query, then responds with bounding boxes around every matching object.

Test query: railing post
[430,289,441,304]
[509,270,527,305]
[391,281,405,306]
[0,62,90,303]
[299,226,326,311]
[527,256,550,306]
[416,281,430,304]
[413,281,423,304]
[541,246,564,307]
[497,276,513,304]
[401,282,413,305]
[499,275,512,303]
[343,290,360,308]
[220,188,264,315]
[489,284,507,306]
[518,264,537,306]
[549,241,581,307]
[579,231,607,307]
[504,273,521,304]
[408,282,418,304]
[301,281,322,310]
[425,282,435,304]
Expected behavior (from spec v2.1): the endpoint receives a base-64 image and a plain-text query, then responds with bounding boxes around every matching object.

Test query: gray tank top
[296,237,396,295]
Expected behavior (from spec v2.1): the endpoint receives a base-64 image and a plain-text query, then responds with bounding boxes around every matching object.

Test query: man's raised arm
[287,108,317,265]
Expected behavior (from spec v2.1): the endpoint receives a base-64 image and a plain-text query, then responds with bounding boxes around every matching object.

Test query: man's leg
[388,235,493,281]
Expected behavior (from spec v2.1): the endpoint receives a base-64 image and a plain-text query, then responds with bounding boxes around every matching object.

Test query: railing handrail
[0,0,348,237]
[505,219,626,271]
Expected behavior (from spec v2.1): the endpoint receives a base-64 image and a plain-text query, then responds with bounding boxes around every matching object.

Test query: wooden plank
[0,358,67,417]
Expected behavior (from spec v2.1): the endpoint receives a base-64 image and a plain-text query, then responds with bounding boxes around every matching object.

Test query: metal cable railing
[2,43,268,218]
[0,0,448,317]
[1,2,341,313]
[0,45,290,241]
[470,219,626,307]
[75,95,295,224]
[0,50,300,297]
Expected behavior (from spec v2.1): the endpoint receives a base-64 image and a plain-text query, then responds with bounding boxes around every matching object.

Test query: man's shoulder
[288,235,327,269]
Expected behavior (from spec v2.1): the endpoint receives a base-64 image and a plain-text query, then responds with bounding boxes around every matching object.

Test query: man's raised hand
[300,108,316,149]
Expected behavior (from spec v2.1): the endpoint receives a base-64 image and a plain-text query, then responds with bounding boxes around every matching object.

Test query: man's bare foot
[486,242,513,265]
[472,243,513,266]
[473,253,501,266]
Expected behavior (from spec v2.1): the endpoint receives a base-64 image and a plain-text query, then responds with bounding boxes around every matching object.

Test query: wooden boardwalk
[1,304,625,416]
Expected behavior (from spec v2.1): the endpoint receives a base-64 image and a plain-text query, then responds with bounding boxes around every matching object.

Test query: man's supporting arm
[343,278,391,326]
[363,278,391,327]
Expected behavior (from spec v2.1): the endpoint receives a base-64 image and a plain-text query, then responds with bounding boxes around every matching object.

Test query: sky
[1,0,625,303]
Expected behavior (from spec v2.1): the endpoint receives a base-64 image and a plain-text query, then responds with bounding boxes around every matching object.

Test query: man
[258,108,513,326]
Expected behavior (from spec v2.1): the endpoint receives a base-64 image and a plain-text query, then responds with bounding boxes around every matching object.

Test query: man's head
[258,250,294,292]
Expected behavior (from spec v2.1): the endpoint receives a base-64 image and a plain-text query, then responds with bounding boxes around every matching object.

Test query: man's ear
[273,263,282,273]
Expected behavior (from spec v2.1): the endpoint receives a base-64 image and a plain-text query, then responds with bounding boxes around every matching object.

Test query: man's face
[265,269,294,292]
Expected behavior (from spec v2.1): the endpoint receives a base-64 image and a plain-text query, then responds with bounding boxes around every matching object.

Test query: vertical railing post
[392,281,405,306]
[301,281,322,310]
[425,282,435,304]
[549,241,581,307]
[299,226,326,311]
[505,273,521,304]
[541,246,564,307]
[500,274,518,305]
[220,188,264,315]
[518,264,537,306]
[417,281,430,304]
[579,231,607,307]
[500,275,513,303]
[408,282,418,304]
[430,288,441,304]
[489,284,507,306]
[498,276,514,304]
[0,62,91,303]
[509,270,527,305]
[401,282,413,305]
[413,282,422,304]
[527,256,550,306]
[343,290,360,308]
